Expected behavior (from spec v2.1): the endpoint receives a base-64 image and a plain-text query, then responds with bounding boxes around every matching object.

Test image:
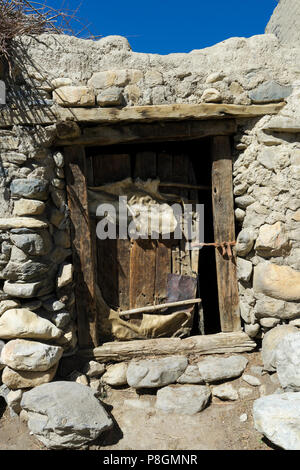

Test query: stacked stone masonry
[0,29,300,391]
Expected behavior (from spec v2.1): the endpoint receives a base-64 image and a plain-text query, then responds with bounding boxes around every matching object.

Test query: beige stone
[0,218,48,229]
[53,86,95,107]
[52,77,72,88]
[202,88,222,103]
[0,300,21,316]
[255,222,289,256]
[13,199,45,216]
[2,363,58,390]
[292,210,300,222]
[0,308,63,340]
[88,69,143,90]
[102,362,128,386]
[254,263,300,301]
[57,263,73,288]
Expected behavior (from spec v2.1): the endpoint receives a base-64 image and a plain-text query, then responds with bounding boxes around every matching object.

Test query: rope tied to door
[190,241,236,258]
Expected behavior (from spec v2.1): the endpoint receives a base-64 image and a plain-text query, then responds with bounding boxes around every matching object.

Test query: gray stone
[197,355,248,383]
[42,297,65,313]
[6,389,23,415]
[51,311,71,329]
[20,381,113,449]
[212,383,238,401]
[97,87,123,107]
[275,332,300,391]
[0,339,63,371]
[176,365,204,384]
[262,325,298,372]
[237,258,253,282]
[240,413,248,422]
[53,151,64,168]
[235,195,255,209]
[235,229,255,256]
[253,393,300,450]
[3,280,53,299]
[83,361,106,378]
[127,356,188,389]
[156,384,211,415]
[242,374,261,386]
[10,179,49,200]
[249,81,292,103]
[244,323,261,338]
[10,231,52,256]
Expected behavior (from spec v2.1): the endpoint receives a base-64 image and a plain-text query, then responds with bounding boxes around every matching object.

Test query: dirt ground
[0,352,278,451]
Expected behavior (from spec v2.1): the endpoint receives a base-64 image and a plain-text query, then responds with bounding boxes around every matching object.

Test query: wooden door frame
[64,119,241,349]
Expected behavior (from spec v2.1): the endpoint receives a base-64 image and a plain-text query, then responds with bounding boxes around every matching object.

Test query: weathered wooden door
[89,149,200,314]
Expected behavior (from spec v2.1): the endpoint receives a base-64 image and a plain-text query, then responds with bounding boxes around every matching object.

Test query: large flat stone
[10,231,52,256]
[275,332,300,391]
[0,218,48,230]
[0,308,62,340]
[253,393,300,450]
[20,381,113,449]
[3,280,54,298]
[254,263,300,301]
[10,179,49,200]
[127,356,188,389]
[13,199,45,216]
[1,339,63,372]
[255,222,289,257]
[197,355,248,383]
[249,81,292,103]
[156,384,211,415]
[261,325,298,372]
[53,86,95,107]
[2,363,58,389]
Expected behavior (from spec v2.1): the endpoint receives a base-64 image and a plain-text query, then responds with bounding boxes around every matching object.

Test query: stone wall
[0,32,300,389]
[266,0,300,46]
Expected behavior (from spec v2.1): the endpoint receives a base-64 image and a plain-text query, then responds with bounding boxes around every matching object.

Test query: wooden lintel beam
[56,102,285,126]
[0,102,284,128]
[56,119,237,147]
[78,332,256,362]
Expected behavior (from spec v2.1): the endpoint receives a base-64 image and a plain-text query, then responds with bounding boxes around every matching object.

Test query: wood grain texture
[79,331,256,362]
[64,145,98,348]
[211,136,241,332]
[55,102,285,127]
[57,119,236,147]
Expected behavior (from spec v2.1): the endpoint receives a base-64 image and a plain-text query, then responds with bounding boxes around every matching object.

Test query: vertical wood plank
[93,154,131,185]
[211,136,241,332]
[64,146,98,348]
[134,152,156,180]
[130,239,156,308]
[155,240,171,304]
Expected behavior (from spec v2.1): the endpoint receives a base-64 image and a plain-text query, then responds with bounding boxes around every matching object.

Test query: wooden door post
[211,136,241,332]
[64,146,99,348]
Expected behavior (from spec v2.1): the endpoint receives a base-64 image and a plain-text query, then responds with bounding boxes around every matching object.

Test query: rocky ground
[0,351,279,451]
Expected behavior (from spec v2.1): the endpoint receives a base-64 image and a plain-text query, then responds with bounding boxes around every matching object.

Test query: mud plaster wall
[266,0,300,46]
[0,30,300,387]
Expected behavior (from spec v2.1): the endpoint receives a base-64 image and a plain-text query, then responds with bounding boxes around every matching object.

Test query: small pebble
[242,374,261,387]
[240,413,248,423]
